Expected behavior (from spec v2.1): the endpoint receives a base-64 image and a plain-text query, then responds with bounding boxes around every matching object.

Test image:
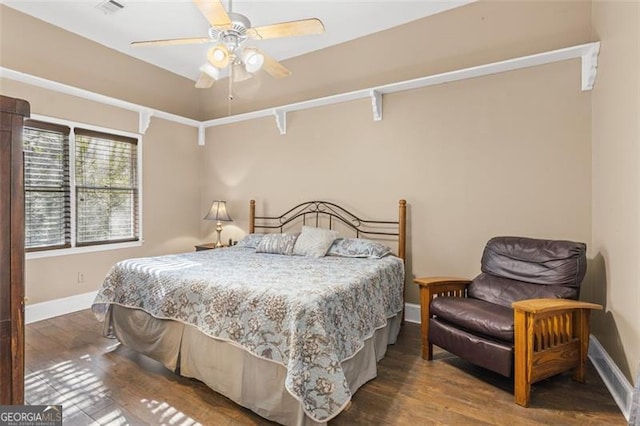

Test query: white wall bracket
[274,109,286,135]
[370,90,382,121]
[581,42,600,91]
[198,125,205,146]
[138,109,153,134]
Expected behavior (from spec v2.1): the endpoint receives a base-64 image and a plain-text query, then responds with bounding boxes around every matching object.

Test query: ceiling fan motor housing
[209,12,250,46]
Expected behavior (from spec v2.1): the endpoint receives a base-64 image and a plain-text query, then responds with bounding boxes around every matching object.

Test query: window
[23,118,140,254]
[23,120,71,251]
[75,129,139,246]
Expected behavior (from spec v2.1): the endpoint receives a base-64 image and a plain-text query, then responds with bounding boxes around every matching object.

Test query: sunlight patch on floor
[25,356,109,420]
[141,399,201,426]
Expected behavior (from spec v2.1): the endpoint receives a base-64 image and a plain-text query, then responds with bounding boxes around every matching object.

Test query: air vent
[96,0,125,14]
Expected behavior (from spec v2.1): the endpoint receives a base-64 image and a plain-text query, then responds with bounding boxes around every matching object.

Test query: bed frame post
[398,199,406,262]
[249,200,255,234]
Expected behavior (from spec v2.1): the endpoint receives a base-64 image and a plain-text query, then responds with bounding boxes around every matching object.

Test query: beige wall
[1,79,203,304]
[0,5,202,120]
[202,60,592,309]
[201,1,593,307]
[591,0,640,385]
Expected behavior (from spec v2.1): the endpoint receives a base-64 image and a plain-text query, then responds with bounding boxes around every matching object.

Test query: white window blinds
[74,128,139,246]
[23,120,71,251]
[23,119,140,253]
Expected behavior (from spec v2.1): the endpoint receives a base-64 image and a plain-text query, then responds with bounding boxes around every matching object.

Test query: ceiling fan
[131,0,325,89]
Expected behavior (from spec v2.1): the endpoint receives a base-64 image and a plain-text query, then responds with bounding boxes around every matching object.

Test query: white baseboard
[586,336,634,422]
[404,302,420,324]
[25,291,97,324]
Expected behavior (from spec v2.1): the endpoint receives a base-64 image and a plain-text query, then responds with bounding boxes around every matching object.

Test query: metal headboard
[249,199,406,261]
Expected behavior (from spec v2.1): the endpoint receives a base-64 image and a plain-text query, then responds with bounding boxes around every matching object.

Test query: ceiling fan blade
[247,18,324,40]
[131,37,210,47]
[195,72,216,88]
[194,0,232,29]
[259,50,292,79]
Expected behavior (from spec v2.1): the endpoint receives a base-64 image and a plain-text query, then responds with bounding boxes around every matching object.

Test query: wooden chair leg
[515,381,531,407]
[514,309,531,407]
[572,309,590,383]
[420,325,433,360]
[419,288,432,360]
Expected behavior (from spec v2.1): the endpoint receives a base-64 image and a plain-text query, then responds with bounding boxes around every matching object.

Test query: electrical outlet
[78,272,85,284]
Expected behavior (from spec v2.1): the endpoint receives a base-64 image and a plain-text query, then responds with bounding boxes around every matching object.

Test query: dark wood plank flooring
[25,310,625,425]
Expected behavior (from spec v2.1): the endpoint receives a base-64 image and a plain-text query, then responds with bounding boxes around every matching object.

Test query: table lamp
[204,200,233,248]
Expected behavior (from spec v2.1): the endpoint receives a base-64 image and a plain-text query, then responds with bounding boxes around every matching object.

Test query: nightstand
[195,243,227,251]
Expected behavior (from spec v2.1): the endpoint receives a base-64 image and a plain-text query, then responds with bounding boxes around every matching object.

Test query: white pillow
[293,226,340,257]
[255,233,298,255]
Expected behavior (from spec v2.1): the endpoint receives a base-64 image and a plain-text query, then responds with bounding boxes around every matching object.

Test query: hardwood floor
[25,310,624,425]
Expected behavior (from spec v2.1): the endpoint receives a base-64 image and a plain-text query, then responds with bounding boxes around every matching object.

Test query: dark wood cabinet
[0,95,29,405]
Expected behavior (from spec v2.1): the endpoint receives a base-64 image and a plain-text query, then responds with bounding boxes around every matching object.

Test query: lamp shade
[232,63,252,82]
[208,44,230,69]
[204,200,232,222]
[242,48,264,73]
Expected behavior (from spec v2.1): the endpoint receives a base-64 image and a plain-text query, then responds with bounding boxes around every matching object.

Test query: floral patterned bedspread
[91,246,404,422]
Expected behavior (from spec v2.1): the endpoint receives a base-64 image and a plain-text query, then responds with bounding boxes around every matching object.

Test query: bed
[92,199,407,425]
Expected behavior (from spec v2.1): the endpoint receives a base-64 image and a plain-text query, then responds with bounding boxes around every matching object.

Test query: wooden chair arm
[413,276,472,292]
[512,298,602,314]
[414,277,471,360]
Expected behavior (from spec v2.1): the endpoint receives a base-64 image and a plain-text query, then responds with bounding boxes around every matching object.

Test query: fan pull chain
[228,65,234,116]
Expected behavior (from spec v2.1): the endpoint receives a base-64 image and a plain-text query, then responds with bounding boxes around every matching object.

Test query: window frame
[25,114,143,260]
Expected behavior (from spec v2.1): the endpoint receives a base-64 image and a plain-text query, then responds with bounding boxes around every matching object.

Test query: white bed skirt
[107,305,401,426]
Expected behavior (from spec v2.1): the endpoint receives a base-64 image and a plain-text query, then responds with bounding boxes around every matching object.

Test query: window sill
[26,240,143,260]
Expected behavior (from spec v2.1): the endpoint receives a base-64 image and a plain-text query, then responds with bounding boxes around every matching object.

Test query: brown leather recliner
[414,236,602,406]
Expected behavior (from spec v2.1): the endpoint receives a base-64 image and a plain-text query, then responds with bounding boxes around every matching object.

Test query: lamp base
[215,221,224,248]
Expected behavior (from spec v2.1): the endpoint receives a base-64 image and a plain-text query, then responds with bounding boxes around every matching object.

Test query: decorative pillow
[255,233,298,256]
[236,233,265,248]
[293,226,340,258]
[328,238,392,259]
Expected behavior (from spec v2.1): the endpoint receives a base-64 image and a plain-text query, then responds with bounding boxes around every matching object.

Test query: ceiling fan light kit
[232,64,252,82]
[242,48,264,73]
[132,0,325,90]
[208,45,230,68]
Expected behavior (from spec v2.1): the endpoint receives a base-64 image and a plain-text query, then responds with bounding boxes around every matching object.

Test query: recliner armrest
[414,277,472,360]
[413,276,472,292]
[512,298,602,313]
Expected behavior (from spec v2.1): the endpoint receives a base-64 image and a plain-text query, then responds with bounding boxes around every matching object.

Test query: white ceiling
[3,0,473,82]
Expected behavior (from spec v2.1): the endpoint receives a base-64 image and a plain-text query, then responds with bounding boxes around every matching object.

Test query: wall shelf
[0,42,600,143]
[201,42,600,137]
